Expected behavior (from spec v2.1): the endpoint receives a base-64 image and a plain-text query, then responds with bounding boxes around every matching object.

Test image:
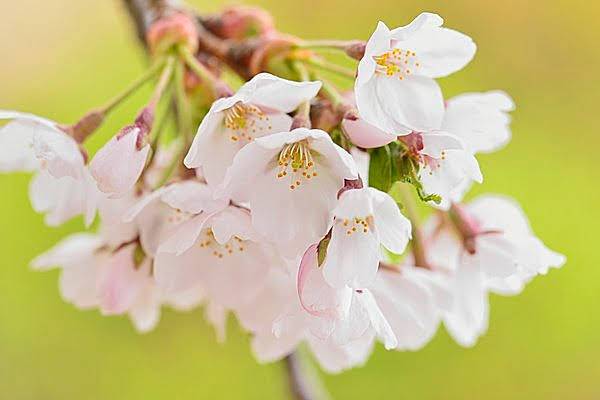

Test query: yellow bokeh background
[0,0,598,398]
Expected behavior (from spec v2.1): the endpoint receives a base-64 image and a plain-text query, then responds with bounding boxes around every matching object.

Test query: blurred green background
[0,0,598,398]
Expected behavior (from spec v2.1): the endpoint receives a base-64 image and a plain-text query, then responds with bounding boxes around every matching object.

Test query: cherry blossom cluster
[0,8,564,373]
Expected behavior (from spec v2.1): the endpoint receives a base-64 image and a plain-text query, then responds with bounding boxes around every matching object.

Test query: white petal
[369,187,412,254]
[443,91,514,153]
[158,213,211,255]
[31,233,103,271]
[395,24,476,78]
[241,72,322,113]
[323,220,381,289]
[354,290,397,350]
[443,254,489,347]
[357,74,444,133]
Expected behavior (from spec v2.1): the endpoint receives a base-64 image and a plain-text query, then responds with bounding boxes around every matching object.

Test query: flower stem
[177,44,232,98]
[296,40,357,51]
[173,59,194,146]
[302,57,356,79]
[147,56,175,110]
[316,78,345,108]
[290,61,312,129]
[284,351,330,400]
[101,58,166,114]
[392,182,431,269]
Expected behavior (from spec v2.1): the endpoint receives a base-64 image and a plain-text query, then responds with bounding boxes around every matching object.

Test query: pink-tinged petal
[369,187,412,254]
[389,13,444,41]
[307,332,375,374]
[158,212,211,255]
[443,91,514,154]
[184,109,223,169]
[209,206,255,244]
[373,269,440,350]
[350,148,370,185]
[0,110,60,172]
[154,247,207,294]
[59,262,100,309]
[251,329,303,363]
[354,289,398,350]
[322,216,380,289]
[241,72,322,113]
[90,128,150,198]
[443,254,489,347]
[31,233,103,271]
[395,20,476,78]
[32,127,84,179]
[96,245,145,315]
[129,285,161,333]
[29,171,89,227]
[342,116,396,148]
[161,180,228,214]
[466,194,531,235]
[297,244,352,319]
[357,74,445,133]
[420,131,463,158]
[472,234,519,278]
[356,21,393,87]
[206,302,228,343]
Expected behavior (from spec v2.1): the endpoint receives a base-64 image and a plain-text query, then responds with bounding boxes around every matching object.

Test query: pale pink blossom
[423,194,565,346]
[0,110,99,225]
[217,128,358,257]
[321,187,411,288]
[90,126,150,198]
[355,13,476,134]
[184,73,322,186]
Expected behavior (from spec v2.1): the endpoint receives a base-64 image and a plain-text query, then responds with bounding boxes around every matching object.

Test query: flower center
[223,102,271,142]
[373,48,420,80]
[198,229,246,259]
[342,215,373,235]
[399,133,446,175]
[276,140,318,190]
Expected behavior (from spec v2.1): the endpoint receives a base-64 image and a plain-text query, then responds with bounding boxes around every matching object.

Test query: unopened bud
[203,6,275,40]
[62,109,105,143]
[338,178,364,198]
[345,41,366,60]
[147,12,199,55]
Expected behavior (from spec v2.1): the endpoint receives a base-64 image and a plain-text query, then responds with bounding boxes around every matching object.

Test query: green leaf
[317,235,331,266]
[368,145,392,192]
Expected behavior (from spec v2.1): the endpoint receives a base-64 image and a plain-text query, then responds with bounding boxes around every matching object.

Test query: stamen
[198,229,247,259]
[342,215,373,235]
[223,102,270,143]
[373,48,420,80]
[276,140,318,190]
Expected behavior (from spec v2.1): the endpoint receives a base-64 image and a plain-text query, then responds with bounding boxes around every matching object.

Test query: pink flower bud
[90,115,151,198]
[203,6,275,40]
[147,12,199,55]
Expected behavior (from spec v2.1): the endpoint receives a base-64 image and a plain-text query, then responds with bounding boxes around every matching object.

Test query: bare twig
[284,352,329,400]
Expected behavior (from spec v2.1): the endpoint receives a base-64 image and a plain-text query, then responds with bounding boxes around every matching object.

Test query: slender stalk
[284,352,329,400]
[296,40,357,50]
[394,183,431,269]
[316,78,345,108]
[148,56,175,110]
[290,61,312,128]
[102,58,166,114]
[303,57,356,79]
[173,59,193,146]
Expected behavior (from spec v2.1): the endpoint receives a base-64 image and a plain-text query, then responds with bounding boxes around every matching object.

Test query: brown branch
[121,0,183,45]
[284,352,328,400]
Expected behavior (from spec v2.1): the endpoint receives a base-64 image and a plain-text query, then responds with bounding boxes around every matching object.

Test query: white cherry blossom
[184,73,322,186]
[355,13,476,134]
[321,187,411,288]
[0,110,99,225]
[217,128,358,257]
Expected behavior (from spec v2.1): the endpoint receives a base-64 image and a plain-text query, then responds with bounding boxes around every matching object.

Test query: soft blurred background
[0,0,598,398]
